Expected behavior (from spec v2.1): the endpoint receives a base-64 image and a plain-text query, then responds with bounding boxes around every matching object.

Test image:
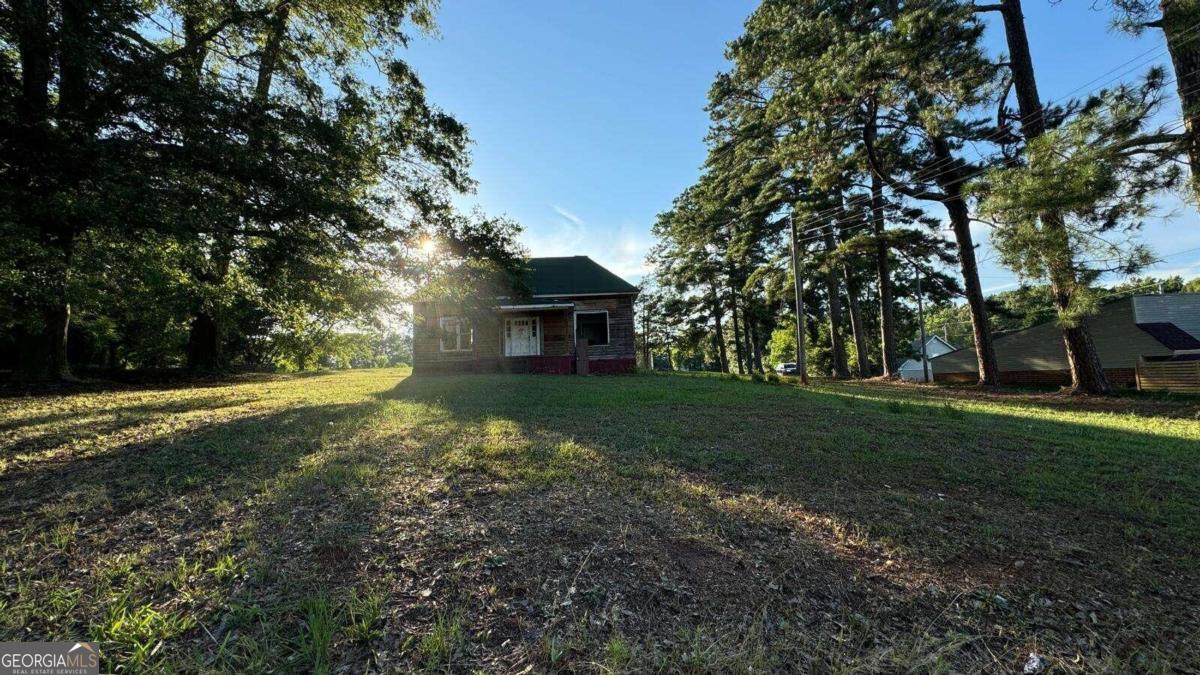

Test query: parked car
[775,362,799,375]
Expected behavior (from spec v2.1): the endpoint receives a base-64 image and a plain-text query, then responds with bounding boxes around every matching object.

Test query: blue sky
[404,0,1200,292]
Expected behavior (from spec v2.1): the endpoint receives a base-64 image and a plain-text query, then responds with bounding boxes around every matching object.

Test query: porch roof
[497,303,575,312]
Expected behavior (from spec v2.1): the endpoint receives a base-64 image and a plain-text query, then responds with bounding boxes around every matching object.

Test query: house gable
[1132,294,1200,349]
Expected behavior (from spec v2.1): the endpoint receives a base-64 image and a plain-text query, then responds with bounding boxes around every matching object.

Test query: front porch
[495,303,576,373]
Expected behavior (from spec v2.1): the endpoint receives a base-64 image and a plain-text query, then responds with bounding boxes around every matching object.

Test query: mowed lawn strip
[1,369,1197,671]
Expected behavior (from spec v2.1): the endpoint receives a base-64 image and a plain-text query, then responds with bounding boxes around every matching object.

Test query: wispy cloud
[983,281,1020,294]
[552,205,584,227]
[522,206,652,284]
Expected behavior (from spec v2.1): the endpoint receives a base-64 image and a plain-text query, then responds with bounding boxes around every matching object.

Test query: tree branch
[861,104,946,203]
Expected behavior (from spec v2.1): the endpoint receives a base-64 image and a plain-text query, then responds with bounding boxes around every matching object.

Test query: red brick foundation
[935,367,1137,388]
[413,356,635,375]
[415,356,571,375]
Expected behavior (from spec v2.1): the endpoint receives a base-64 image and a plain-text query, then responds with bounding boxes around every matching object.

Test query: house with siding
[898,335,957,381]
[413,256,638,375]
[931,294,1200,387]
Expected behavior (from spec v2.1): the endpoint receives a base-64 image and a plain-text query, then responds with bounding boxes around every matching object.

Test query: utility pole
[915,264,930,383]
[790,217,809,384]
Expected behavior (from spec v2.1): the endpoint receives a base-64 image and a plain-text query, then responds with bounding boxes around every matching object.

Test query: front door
[504,317,540,356]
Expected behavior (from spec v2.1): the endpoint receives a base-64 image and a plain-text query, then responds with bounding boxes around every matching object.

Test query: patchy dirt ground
[2,369,1198,672]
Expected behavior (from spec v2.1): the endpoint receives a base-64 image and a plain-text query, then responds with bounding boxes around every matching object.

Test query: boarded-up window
[575,312,609,346]
[439,317,473,352]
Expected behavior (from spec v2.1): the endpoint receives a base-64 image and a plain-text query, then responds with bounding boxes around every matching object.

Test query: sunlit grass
[1,368,1197,670]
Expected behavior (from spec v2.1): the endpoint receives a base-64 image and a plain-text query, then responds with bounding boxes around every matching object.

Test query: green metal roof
[524,256,638,297]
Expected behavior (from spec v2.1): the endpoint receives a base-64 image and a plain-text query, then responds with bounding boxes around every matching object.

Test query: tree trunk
[640,309,650,368]
[711,283,729,373]
[15,1,51,127]
[41,226,75,380]
[1161,0,1200,202]
[1055,289,1111,394]
[821,226,850,378]
[998,0,1111,394]
[744,309,757,372]
[187,312,222,371]
[749,314,765,372]
[180,11,230,373]
[186,240,232,371]
[931,136,1000,386]
[835,194,870,377]
[842,266,871,377]
[870,175,897,376]
[11,0,54,381]
[789,217,810,384]
[13,0,81,380]
[730,285,746,374]
[254,5,291,105]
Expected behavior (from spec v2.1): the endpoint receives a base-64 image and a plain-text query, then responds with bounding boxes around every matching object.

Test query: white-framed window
[439,316,473,352]
[575,310,609,346]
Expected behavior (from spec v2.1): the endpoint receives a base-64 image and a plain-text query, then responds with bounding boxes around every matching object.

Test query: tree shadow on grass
[4,369,1195,671]
[805,376,1200,421]
[0,394,403,672]
[0,369,343,399]
[0,402,363,523]
[377,373,1200,671]
[0,394,262,461]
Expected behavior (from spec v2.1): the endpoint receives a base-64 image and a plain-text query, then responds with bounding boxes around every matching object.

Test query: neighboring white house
[898,335,957,381]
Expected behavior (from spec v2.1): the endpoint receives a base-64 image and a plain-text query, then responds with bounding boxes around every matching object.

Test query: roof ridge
[523,255,637,296]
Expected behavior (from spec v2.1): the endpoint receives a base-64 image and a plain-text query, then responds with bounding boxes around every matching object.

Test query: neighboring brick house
[931,294,1200,388]
[413,256,638,375]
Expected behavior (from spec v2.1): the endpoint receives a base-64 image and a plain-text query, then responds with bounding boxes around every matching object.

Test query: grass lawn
[2,369,1198,672]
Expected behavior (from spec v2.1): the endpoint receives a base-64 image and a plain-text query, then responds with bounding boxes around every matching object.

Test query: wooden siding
[413,301,500,367]
[1137,358,1200,393]
[541,312,571,357]
[1133,294,1200,342]
[572,296,636,361]
[932,298,1173,377]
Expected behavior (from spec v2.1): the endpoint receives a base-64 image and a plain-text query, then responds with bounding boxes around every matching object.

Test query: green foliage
[765,326,797,369]
[298,595,336,675]
[974,73,1181,326]
[419,608,467,667]
[0,0,521,377]
[90,593,197,671]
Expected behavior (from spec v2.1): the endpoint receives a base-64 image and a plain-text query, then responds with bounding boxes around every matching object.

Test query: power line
[776,20,1200,238]
[786,97,1199,251]
[671,20,1200,307]
[921,246,1200,327]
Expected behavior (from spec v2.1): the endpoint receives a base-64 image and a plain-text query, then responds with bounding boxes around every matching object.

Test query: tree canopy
[644,0,1194,394]
[1,0,523,377]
